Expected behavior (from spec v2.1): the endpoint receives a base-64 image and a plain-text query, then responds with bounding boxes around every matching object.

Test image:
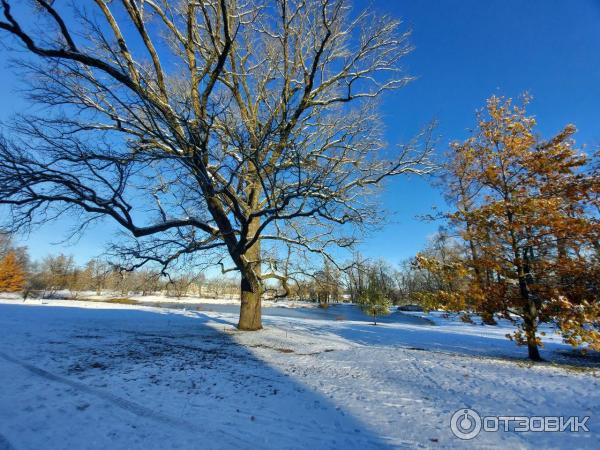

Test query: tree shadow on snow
[0,303,393,449]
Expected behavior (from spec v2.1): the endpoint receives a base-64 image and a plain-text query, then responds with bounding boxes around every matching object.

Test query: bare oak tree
[0,0,432,329]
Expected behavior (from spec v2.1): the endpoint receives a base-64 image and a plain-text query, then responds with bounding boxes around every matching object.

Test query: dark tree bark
[239,275,262,331]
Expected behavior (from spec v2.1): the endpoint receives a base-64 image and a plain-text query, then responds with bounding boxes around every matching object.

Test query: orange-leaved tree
[0,250,26,292]
[427,95,599,361]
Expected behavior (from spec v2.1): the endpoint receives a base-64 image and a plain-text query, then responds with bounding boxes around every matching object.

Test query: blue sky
[1,0,600,266]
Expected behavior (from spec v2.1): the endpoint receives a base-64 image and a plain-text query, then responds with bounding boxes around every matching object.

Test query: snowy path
[0,300,598,449]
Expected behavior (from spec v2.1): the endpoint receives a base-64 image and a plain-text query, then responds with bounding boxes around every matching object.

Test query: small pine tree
[0,250,26,292]
[357,269,392,325]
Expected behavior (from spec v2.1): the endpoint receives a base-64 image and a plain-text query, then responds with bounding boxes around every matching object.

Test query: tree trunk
[519,278,542,361]
[521,244,541,361]
[524,313,541,361]
[238,274,262,330]
[237,209,262,331]
[508,225,541,361]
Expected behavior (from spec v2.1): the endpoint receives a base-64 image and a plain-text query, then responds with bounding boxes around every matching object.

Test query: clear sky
[1,0,600,266]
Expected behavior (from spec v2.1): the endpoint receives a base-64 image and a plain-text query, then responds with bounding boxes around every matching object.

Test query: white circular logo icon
[450,408,482,440]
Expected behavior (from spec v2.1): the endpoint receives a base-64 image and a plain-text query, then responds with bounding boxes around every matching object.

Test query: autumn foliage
[0,250,26,292]
[418,96,599,360]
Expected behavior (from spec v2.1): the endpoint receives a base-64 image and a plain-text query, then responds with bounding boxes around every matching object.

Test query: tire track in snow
[1,347,365,448]
[0,350,247,447]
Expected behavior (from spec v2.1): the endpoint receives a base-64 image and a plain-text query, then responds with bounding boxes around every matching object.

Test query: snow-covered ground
[0,298,598,449]
[14,290,317,308]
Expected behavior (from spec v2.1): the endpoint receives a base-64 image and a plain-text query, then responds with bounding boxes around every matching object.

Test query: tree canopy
[0,0,432,329]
